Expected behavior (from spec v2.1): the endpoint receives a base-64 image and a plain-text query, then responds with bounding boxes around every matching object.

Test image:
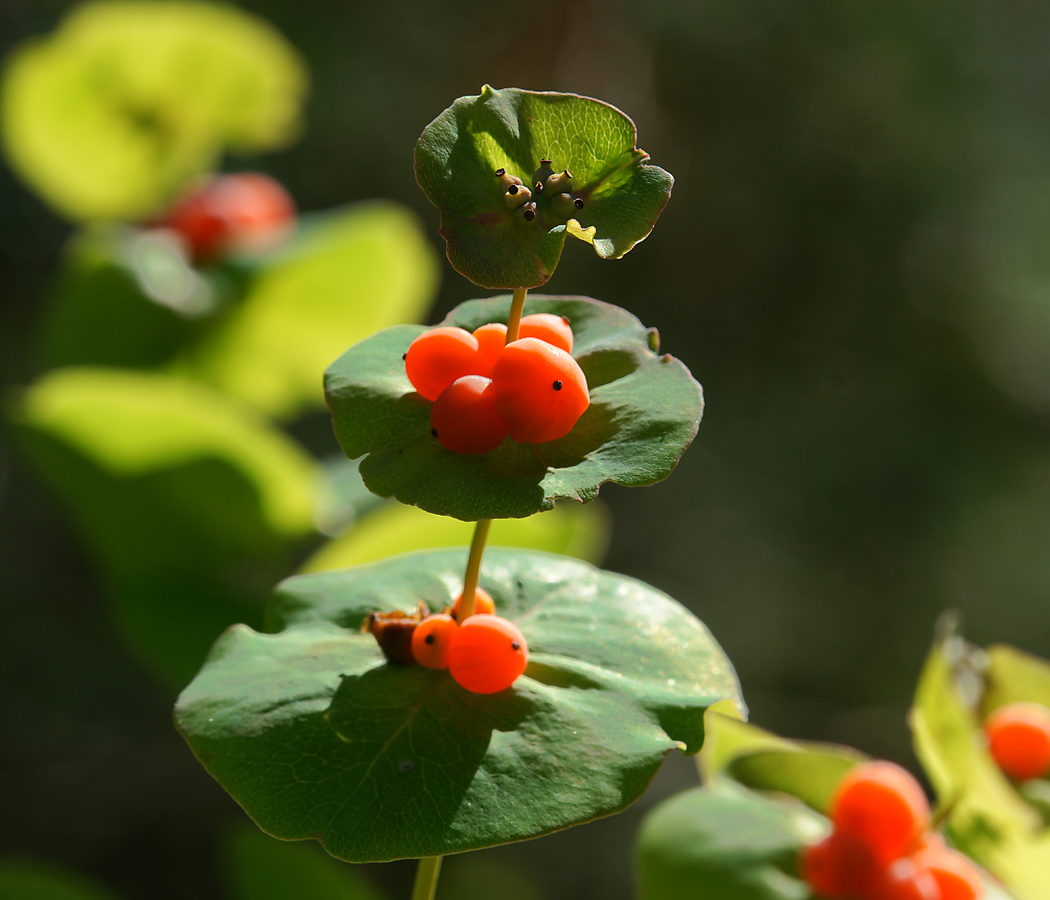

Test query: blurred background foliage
[2,1,1050,899]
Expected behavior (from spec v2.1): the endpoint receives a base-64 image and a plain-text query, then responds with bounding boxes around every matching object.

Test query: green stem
[411,856,442,900]
[459,518,492,620]
[506,287,528,341]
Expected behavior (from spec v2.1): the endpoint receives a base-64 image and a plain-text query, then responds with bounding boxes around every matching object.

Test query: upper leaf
[175,548,743,862]
[324,294,703,521]
[1,1,307,221]
[414,86,673,289]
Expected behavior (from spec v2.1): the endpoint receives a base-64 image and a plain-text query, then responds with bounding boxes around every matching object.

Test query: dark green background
[3,1,1050,899]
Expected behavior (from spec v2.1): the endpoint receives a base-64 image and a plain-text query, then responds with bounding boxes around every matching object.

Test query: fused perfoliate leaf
[415,86,673,289]
[176,549,743,861]
[1,1,307,221]
[325,295,704,521]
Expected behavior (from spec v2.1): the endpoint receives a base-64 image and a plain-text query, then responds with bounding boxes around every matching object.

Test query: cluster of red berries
[157,172,296,264]
[984,701,1050,782]
[800,761,982,900]
[404,314,590,453]
[366,588,529,694]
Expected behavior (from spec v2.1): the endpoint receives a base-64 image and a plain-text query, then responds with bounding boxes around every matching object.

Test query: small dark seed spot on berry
[402,353,407,360]
[574,198,584,209]
[508,184,518,195]
[512,641,521,650]
[495,168,505,176]
[524,209,536,221]
[552,380,563,391]
[431,428,438,437]
[424,634,435,644]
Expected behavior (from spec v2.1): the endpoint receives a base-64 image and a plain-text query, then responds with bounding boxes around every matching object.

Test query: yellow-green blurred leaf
[700,710,864,814]
[177,202,439,417]
[8,368,319,683]
[13,368,317,536]
[984,645,1050,715]
[909,630,1050,897]
[300,497,610,573]
[1,1,306,221]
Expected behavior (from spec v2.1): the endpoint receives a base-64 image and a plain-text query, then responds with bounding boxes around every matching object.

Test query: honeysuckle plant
[175,87,742,900]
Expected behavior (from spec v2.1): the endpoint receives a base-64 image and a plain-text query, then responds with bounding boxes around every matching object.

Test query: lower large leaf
[175,549,742,862]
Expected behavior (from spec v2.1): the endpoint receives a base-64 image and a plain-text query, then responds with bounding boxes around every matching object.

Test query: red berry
[799,832,879,898]
[518,313,574,353]
[830,761,931,865]
[867,858,939,900]
[489,337,589,443]
[473,323,507,375]
[452,586,495,619]
[447,614,528,694]
[984,702,1050,781]
[162,172,295,263]
[429,375,507,454]
[411,614,458,670]
[405,328,482,401]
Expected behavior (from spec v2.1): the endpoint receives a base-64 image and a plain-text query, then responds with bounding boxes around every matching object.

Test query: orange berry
[162,172,295,263]
[867,858,940,900]
[447,614,528,694]
[799,832,879,898]
[518,313,574,353]
[411,614,458,670]
[916,845,982,900]
[830,761,931,865]
[984,702,1050,781]
[452,586,495,619]
[490,337,589,443]
[429,375,507,454]
[473,323,507,374]
[405,327,481,401]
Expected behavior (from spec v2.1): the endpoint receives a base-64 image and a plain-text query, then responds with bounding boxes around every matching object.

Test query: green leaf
[175,549,743,862]
[225,825,387,900]
[699,711,865,815]
[727,748,865,816]
[8,368,318,684]
[176,202,439,418]
[983,645,1050,715]
[40,226,226,370]
[325,294,703,521]
[301,499,610,573]
[0,859,124,900]
[909,630,1049,897]
[1,0,306,221]
[635,780,824,900]
[635,782,1018,900]
[414,86,673,289]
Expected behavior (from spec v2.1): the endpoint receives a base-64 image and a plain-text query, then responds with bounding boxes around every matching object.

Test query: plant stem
[411,856,442,900]
[459,518,492,620]
[506,287,528,341]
